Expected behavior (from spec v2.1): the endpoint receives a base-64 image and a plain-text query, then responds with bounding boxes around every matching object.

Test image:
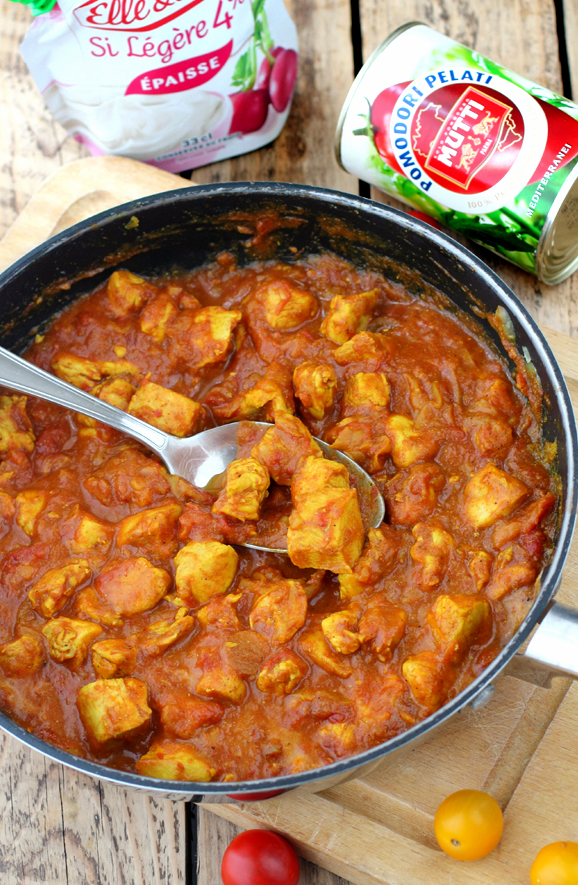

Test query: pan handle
[506,602,578,686]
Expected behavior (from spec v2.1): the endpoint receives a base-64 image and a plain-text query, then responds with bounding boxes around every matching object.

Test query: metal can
[336,22,578,283]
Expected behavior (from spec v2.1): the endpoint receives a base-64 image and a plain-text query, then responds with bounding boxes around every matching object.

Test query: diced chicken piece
[68,512,114,555]
[160,695,224,738]
[95,557,171,615]
[385,414,440,468]
[293,362,337,420]
[410,522,454,589]
[256,649,308,695]
[90,376,136,412]
[258,279,317,330]
[492,493,557,548]
[321,610,360,654]
[343,372,390,409]
[197,593,241,630]
[0,396,35,456]
[333,331,390,369]
[249,579,308,645]
[428,595,490,661]
[28,560,91,618]
[251,412,322,486]
[174,540,238,605]
[195,638,246,704]
[402,650,452,712]
[107,270,151,317]
[464,464,528,529]
[128,377,204,437]
[51,353,102,390]
[355,674,408,740]
[41,617,103,665]
[137,607,196,657]
[140,292,178,343]
[84,448,171,508]
[92,638,137,678]
[136,740,216,781]
[77,677,151,744]
[116,502,182,557]
[468,550,493,591]
[15,489,49,537]
[338,526,400,600]
[486,544,538,600]
[212,361,295,422]
[185,305,242,368]
[74,587,123,627]
[469,414,513,456]
[320,289,379,345]
[96,359,141,380]
[358,598,408,663]
[318,722,357,756]
[300,629,352,678]
[385,463,446,527]
[285,687,354,727]
[327,417,392,473]
[288,457,364,574]
[212,457,270,522]
[225,630,270,677]
[0,634,43,677]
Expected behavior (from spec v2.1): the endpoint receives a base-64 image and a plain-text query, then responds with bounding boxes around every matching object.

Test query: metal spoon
[0,345,385,551]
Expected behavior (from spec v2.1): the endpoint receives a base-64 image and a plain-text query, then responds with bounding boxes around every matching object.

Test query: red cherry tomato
[405,210,441,230]
[370,82,410,173]
[255,46,284,91]
[269,48,298,112]
[229,89,270,135]
[221,829,300,885]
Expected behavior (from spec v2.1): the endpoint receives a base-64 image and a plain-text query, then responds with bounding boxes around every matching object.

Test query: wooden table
[1,0,578,883]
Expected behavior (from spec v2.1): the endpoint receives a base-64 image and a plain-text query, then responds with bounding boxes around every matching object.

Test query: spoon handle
[0,346,169,454]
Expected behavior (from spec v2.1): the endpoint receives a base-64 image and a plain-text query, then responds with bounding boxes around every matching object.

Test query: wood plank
[193,0,357,193]
[358,0,578,339]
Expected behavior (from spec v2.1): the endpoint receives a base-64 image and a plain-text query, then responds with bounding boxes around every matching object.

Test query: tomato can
[336,22,578,283]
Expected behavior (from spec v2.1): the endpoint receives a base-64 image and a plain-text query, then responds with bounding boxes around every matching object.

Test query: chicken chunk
[92,638,137,679]
[288,457,364,574]
[402,651,452,712]
[320,289,379,345]
[212,361,295,422]
[15,489,49,537]
[259,279,317,330]
[321,610,360,654]
[343,372,390,409]
[293,362,337,420]
[174,540,238,605]
[464,464,528,529]
[140,292,178,343]
[136,740,216,781]
[333,331,390,369]
[28,560,91,618]
[183,305,242,368]
[0,396,35,457]
[491,493,557,549]
[107,270,151,317]
[385,414,440,468]
[385,463,446,527]
[212,457,270,521]
[116,502,182,557]
[195,637,246,704]
[75,587,123,627]
[358,598,408,663]
[159,695,223,738]
[338,526,400,600]
[249,579,308,645]
[90,376,136,412]
[77,677,151,744]
[41,617,103,665]
[251,412,322,486]
[95,557,171,615]
[486,544,538,599]
[410,522,454,589]
[300,629,352,678]
[51,353,102,391]
[0,634,44,677]
[256,649,308,695]
[318,721,358,756]
[68,512,114,555]
[468,550,493,591]
[136,607,196,657]
[428,594,490,660]
[84,448,171,508]
[326,417,392,473]
[197,593,241,630]
[128,378,204,437]
[469,413,514,456]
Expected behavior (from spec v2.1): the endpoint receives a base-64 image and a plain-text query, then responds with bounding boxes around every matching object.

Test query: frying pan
[0,182,575,803]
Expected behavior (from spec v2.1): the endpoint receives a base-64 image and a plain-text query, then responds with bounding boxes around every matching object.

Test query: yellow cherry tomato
[434,789,503,861]
[530,841,578,885]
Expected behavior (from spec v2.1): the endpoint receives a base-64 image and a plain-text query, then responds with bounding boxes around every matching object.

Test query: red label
[74,0,204,32]
[125,40,232,94]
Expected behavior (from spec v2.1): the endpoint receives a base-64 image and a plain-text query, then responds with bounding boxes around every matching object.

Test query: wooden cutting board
[2,156,578,885]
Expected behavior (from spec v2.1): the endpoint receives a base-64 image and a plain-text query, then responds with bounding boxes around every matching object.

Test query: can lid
[10,0,57,15]
[536,162,578,284]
